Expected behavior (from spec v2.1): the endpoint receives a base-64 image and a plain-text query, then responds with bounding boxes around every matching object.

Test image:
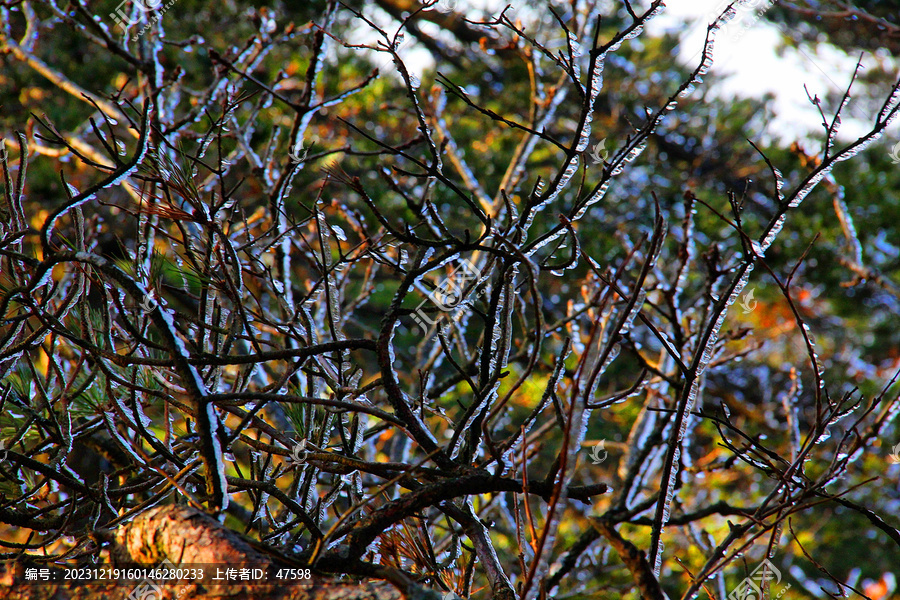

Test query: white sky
[407,0,899,145]
[655,0,897,144]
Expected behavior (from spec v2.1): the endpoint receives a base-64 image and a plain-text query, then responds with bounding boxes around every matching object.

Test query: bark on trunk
[0,505,402,600]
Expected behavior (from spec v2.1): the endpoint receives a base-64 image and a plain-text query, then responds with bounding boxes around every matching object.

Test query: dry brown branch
[1,505,403,600]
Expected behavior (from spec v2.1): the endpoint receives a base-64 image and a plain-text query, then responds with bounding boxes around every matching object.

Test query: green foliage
[2,1,900,598]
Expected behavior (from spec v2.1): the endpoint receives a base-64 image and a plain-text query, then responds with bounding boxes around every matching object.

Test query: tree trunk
[0,505,401,600]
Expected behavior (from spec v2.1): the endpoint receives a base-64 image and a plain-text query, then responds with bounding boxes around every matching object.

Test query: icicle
[832,185,862,264]
[750,239,765,257]
[828,113,843,150]
[879,85,900,121]
[760,214,787,253]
